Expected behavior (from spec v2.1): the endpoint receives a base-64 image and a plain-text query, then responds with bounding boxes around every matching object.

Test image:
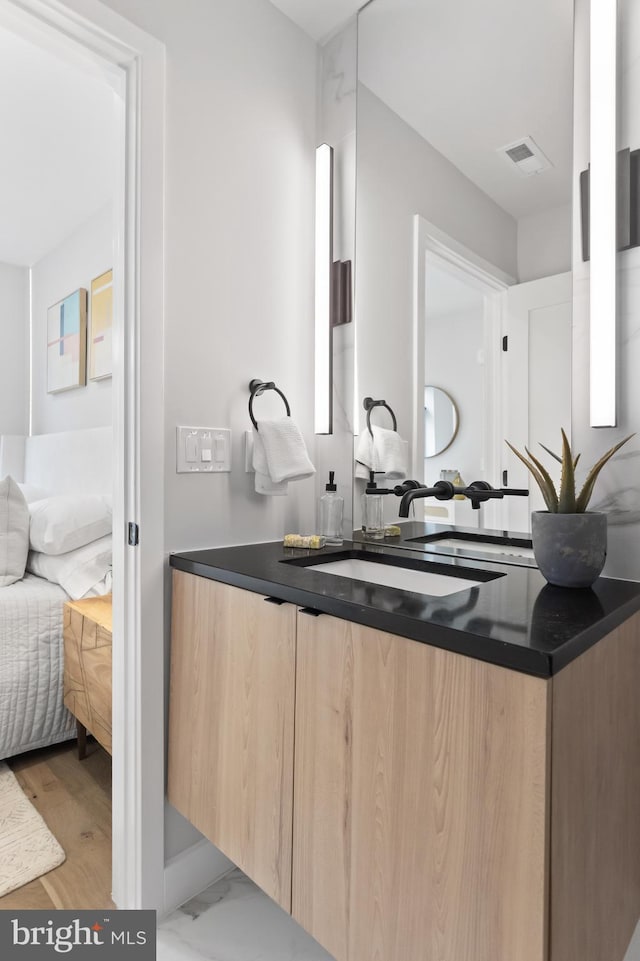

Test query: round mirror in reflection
[424,386,459,457]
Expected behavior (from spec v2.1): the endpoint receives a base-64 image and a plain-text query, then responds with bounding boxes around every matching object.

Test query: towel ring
[363,396,397,437]
[248,379,291,430]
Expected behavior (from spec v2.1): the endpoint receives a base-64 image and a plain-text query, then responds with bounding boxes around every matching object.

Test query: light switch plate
[176,427,231,473]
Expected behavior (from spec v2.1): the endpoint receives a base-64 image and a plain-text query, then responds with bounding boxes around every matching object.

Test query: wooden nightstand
[63,595,112,758]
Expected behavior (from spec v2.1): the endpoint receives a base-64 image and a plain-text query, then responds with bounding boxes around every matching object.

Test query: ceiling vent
[498,136,553,177]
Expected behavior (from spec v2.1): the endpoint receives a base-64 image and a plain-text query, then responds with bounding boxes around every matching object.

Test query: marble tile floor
[157,870,335,961]
[158,869,640,961]
[627,923,640,961]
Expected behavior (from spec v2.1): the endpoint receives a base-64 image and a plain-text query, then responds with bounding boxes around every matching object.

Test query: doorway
[414,215,573,535]
[0,0,165,910]
[413,215,511,531]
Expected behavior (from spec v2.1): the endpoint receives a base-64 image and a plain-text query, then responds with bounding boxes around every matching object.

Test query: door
[504,272,572,533]
[293,611,550,961]
[168,573,296,912]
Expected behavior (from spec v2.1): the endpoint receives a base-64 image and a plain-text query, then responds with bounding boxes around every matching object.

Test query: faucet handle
[460,481,504,509]
[433,481,455,500]
[392,479,423,495]
[461,481,529,509]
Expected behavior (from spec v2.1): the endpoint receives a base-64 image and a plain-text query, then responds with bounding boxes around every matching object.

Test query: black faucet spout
[398,481,455,517]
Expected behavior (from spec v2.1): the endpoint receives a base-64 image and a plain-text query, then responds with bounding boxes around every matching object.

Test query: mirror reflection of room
[356,0,574,534]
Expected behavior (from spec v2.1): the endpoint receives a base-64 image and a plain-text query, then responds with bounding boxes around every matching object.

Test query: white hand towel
[257,417,315,484]
[252,429,288,495]
[355,425,407,481]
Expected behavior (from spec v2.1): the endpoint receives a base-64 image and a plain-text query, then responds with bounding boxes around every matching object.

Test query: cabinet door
[168,572,296,912]
[550,612,640,961]
[293,612,550,961]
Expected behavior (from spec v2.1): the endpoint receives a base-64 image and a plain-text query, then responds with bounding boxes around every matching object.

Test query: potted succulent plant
[506,430,634,588]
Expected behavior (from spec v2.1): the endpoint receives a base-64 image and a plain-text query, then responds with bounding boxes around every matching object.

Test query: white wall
[30,205,113,435]
[314,20,357,534]
[99,0,318,861]
[355,85,517,518]
[0,262,29,436]
[571,0,640,580]
[517,203,572,283]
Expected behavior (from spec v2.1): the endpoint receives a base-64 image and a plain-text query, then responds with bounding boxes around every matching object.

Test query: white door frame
[413,215,514,529]
[1,0,166,910]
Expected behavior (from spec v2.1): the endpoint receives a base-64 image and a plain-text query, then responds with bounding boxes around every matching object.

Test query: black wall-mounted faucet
[395,480,529,517]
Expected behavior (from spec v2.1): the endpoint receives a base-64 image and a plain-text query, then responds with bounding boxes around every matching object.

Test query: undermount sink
[407,531,534,561]
[283,551,503,597]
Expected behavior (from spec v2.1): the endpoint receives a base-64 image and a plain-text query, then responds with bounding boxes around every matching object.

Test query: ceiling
[270,0,574,223]
[358,0,574,221]
[0,25,116,267]
[268,0,367,42]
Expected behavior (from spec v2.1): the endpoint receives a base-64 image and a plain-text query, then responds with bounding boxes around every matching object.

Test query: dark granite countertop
[169,535,640,679]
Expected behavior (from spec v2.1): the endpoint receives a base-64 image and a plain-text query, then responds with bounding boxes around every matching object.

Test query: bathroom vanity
[168,537,640,961]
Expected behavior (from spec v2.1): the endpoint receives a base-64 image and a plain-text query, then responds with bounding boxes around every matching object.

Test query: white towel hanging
[355,425,408,481]
[256,417,315,484]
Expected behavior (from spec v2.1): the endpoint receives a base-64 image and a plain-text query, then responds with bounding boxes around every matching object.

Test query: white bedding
[0,574,75,760]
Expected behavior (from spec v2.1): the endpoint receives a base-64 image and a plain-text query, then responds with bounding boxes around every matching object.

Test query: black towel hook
[363,396,398,437]
[248,379,291,430]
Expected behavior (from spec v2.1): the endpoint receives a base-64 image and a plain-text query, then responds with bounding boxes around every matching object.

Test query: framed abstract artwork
[47,288,87,393]
[89,269,113,380]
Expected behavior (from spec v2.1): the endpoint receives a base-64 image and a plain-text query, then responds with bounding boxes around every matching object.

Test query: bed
[0,427,112,761]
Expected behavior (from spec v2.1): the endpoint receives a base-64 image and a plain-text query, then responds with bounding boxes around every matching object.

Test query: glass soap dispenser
[319,471,344,546]
[362,470,384,539]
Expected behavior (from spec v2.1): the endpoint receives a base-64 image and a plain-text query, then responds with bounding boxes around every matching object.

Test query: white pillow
[27,535,112,600]
[17,482,50,504]
[29,495,112,555]
[0,475,30,586]
[83,570,113,598]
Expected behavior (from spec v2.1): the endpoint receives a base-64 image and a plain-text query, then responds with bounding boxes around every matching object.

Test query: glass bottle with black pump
[319,471,344,546]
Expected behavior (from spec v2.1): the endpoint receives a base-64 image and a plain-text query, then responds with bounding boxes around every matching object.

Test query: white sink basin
[428,538,535,560]
[309,558,483,597]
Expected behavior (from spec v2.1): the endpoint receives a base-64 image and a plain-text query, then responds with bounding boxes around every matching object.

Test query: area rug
[0,762,65,897]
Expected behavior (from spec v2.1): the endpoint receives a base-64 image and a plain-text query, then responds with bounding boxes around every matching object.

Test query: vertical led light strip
[315,143,333,434]
[590,0,618,427]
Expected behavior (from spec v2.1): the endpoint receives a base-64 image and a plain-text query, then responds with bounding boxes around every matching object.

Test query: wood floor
[0,739,113,910]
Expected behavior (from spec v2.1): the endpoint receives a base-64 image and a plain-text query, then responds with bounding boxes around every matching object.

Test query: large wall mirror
[355,0,575,533]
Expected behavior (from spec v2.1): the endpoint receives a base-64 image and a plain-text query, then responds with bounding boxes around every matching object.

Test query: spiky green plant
[506,429,635,513]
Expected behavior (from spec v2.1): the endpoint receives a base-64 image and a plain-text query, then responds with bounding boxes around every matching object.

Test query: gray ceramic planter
[531,511,607,588]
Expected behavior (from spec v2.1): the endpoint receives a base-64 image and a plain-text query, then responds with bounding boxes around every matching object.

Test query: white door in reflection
[505,272,573,531]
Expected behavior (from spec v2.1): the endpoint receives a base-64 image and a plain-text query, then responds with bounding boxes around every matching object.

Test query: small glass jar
[361,491,384,539]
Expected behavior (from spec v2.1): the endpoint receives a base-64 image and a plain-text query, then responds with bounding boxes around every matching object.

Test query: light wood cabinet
[63,595,112,756]
[293,611,550,961]
[168,572,640,961]
[167,571,296,912]
[549,615,640,961]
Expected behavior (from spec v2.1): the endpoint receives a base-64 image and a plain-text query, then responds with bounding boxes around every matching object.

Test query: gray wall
[99,0,319,861]
[30,206,113,435]
[517,204,572,283]
[0,262,29,436]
